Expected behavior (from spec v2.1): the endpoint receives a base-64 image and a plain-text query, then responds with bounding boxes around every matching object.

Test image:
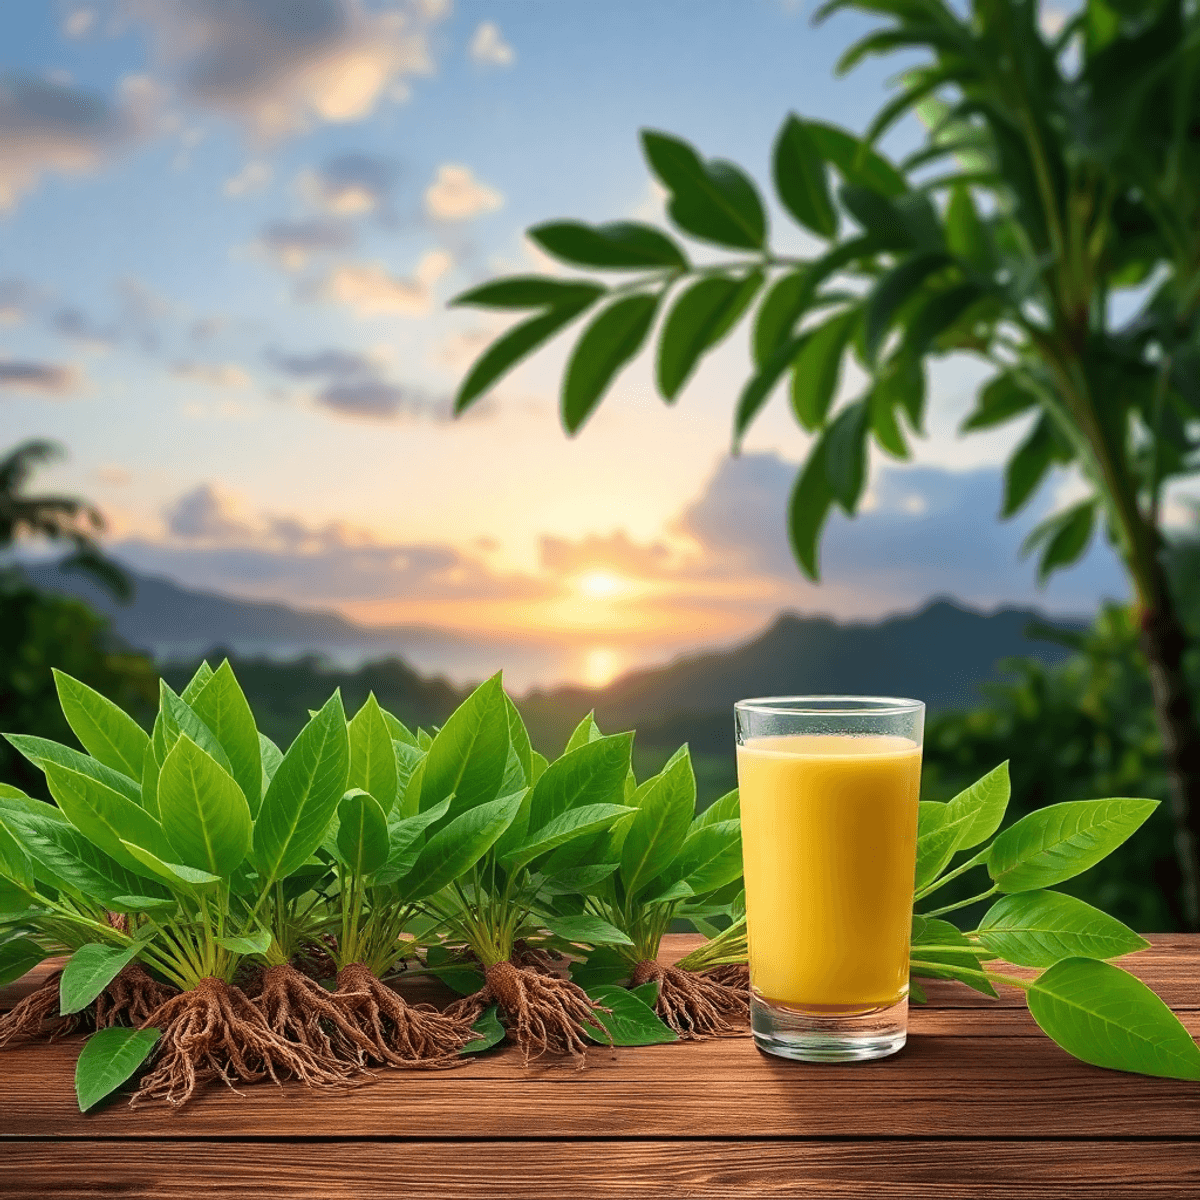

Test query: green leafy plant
[910,761,1200,1079]
[450,0,1200,930]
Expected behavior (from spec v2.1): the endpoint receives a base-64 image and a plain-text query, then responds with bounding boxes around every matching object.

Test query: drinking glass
[734,696,925,1062]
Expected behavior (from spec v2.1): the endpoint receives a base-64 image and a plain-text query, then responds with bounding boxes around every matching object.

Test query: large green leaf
[348,693,400,815]
[787,438,834,581]
[43,762,175,879]
[943,761,1010,850]
[190,661,262,817]
[0,937,46,987]
[251,691,350,888]
[452,277,608,310]
[790,308,857,431]
[1027,957,1200,1081]
[180,661,215,704]
[1003,415,1069,516]
[651,818,743,899]
[0,808,170,906]
[805,120,907,195]
[863,251,951,362]
[529,220,687,269]
[693,788,739,830]
[5,734,141,806]
[823,396,870,512]
[373,798,452,885]
[1023,500,1097,584]
[500,802,635,871]
[420,674,509,818]
[773,114,838,238]
[503,692,534,791]
[527,732,634,834]
[157,682,233,774]
[75,1026,160,1112]
[657,276,751,400]
[119,840,220,892]
[978,891,1150,968]
[753,269,816,367]
[620,747,696,901]
[563,294,659,434]
[642,130,767,249]
[335,789,390,877]
[53,670,150,782]
[157,735,252,878]
[584,984,677,1045]
[399,791,525,902]
[59,942,143,1015]
[909,915,996,998]
[988,798,1159,893]
[945,185,992,272]
[913,802,971,893]
[959,373,1039,433]
[544,914,633,947]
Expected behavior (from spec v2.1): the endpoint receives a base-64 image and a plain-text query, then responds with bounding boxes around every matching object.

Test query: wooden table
[1,934,1198,1198]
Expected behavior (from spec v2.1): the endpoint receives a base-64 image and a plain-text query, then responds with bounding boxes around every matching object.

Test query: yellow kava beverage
[737,734,921,1010]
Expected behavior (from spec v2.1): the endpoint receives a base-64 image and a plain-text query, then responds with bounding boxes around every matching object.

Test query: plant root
[511,940,561,976]
[447,959,608,1066]
[699,962,750,992]
[94,965,178,1030]
[631,960,749,1040]
[330,962,473,1069]
[0,973,82,1047]
[131,977,350,1108]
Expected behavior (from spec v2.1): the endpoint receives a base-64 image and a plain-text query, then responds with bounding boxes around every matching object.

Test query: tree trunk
[1139,580,1200,931]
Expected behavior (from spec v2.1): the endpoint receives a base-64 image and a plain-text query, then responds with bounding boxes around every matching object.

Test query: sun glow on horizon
[574,569,628,600]
[581,646,623,688]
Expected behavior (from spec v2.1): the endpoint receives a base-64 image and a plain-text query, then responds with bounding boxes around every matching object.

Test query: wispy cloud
[256,217,355,269]
[424,164,502,222]
[171,361,250,388]
[298,152,396,216]
[469,21,515,67]
[224,159,272,197]
[0,358,81,395]
[309,249,452,316]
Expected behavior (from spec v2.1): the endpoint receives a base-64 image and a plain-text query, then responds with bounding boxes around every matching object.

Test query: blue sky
[1,0,1130,687]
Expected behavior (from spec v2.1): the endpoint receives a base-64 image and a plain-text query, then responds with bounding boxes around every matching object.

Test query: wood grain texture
[1,1141,1198,1199]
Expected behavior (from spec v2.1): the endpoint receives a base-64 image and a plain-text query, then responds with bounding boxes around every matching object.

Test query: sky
[1,0,1134,689]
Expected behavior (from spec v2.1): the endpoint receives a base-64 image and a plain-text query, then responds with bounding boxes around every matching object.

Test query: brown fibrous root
[331,962,473,1069]
[94,964,179,1030]
[446,959,609,1067]
[631,959,750,1040]
[699,962,750,992]
[131,976,350,1108]
[0,973,81,1047]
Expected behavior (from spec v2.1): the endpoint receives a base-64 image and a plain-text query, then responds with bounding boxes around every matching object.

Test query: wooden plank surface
[1,1142,1199,1200]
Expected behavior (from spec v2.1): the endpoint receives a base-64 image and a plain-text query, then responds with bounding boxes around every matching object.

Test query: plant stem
[909,959,1030,990]
[920,886,999,918]
[913,847,991,902]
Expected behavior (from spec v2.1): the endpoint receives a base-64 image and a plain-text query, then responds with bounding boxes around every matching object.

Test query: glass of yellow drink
[735,696,924,1062]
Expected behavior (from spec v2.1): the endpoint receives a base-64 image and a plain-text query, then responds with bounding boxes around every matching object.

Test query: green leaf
[585,984,678,1045]
[978,891,1149,968]
[215,927,272,956]
[336,789,390,877]
[563,294,659,434]
[452,276,607,309]
[60,942,142,1015]
[540,862,619,896]
[657,276,746,400]
[806,121,907,195]
[400,790,525,901]
[694,788,739,830]
[6,734,142,806]
[529,220,687,269]
[668,818,743,897]
[528,733,634,834]
[823,397,870,512]
[753,269,816,367]
[259,733,283,790]
[348,694,400,815]
[374,798,452,885]
[157,682,233,774]
[455,302,595,414]
[1023,501,1097,584]
[569,946,630,990]
[251,691,350,888]
[960,373,1039,432]
[75,1026,160,1112]
[118,841,220,891]
[501,803,635,871]
[914,802,968,893]
[2,808,170,906]
[909,916,997,998]
[905,282,986,357]
[988,798,1160,893]
[543,914,633,947]
[43,762,176,879]
[642,129,766,249]
[141,741,160,820]
[1027,958,1200,1081]
[158,735,252,878]
[620,747,696,901]
[461,1004,505,1054]
[503,693,533,791]
[839,185,917,250]
[190,661,262,818]
[180,661,215,704]
[564,712,603,755]
[787,439,834,581]
[773,115,837,238]
[863,251,950,362]
[0,937,46,987]
[421,675,509,818]
[944,761,1010,851]
[1003,416,1069,516]
[734,329,808,446]
[790,309,857,431]
[53,670,150,782]
[945,186,992,272]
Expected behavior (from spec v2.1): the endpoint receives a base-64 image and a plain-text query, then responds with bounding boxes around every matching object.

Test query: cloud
[267,343,429,419]
[0,359,81,395]
[0,278,42,324]
[0,73,155,210]
[171,361,250,388]
[141,481,543,604]
[424,164,502,222]
[269,347,378,379]
[310,249,451,316]
[316,379,413,418]
[298,152,396,215]
[469,21,514,67]
[133,0,446,140]
[50,307,119,347]
[540,531,673,578]
[257,217,355,268]
[64,9,98,38]
[224,159,272,196]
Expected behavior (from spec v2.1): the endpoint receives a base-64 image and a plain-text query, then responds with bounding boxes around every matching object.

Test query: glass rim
[734,694,924,717]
